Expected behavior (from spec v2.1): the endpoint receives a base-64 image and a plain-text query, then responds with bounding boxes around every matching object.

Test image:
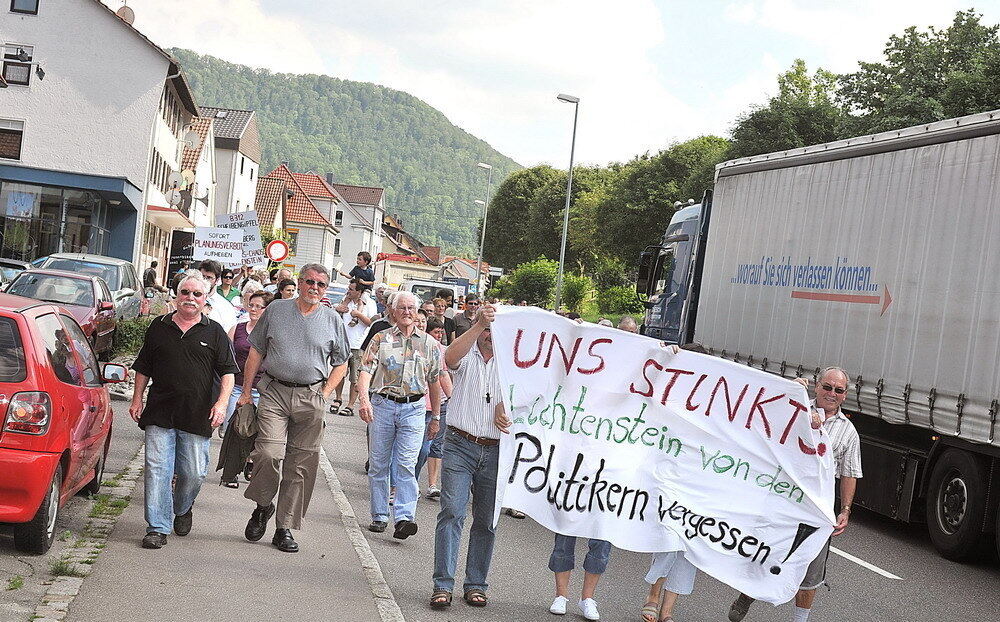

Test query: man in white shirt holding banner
[488,307,838,610]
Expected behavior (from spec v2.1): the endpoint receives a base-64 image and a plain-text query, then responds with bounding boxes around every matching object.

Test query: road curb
[319,447,405,622]
[31,445,144,622]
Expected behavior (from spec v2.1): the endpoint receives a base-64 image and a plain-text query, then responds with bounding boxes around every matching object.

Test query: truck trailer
[637,109,1000,562]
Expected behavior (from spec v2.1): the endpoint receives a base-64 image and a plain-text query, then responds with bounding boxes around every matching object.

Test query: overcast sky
[123,0,1000,167]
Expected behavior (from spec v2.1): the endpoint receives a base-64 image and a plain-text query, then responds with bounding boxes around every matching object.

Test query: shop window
[9,0,38,16]
[2,45,31,86]
[0,119,24,160]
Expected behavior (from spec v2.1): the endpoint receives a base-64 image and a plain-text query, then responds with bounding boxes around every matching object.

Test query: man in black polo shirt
[130,273,238,550]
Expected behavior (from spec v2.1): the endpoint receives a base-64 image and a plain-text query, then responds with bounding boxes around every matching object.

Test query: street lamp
[475,162,493,294]
[553,93,579,312]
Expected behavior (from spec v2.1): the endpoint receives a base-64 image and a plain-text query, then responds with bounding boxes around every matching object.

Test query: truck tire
[925,449,988,561]
[13,464,63,554]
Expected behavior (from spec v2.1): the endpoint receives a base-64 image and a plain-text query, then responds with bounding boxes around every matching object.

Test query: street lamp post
[554,93,579,313]
[475,162,493,294]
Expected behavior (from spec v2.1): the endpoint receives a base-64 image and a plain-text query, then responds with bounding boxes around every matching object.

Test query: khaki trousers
[244,375,326,530]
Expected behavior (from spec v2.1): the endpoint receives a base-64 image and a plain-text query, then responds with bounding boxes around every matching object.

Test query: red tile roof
[180,117,212,172]
[255,176,286,231]
[291,172,337,199]
[266,165,333,227]
[331,183,384,206]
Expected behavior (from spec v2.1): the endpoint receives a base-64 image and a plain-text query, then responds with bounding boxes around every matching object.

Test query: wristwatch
[431,415,441,421]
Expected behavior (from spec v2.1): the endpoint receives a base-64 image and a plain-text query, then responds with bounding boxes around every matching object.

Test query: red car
[6,269,118,360]
[0,293,126,553]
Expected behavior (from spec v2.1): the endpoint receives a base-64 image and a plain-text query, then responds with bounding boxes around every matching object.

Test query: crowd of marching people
[128,256,860,622]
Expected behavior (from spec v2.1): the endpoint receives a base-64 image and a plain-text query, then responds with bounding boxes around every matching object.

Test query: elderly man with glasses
[357,291,442,540]
[239,263,351,553]
[728,366,863,622]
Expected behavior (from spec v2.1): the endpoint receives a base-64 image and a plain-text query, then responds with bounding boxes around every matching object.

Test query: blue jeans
[222,385,260,436]
[368,395,425,522]
[415,402,447,480]
[432,430,499,593]
[549,535,612,574]
[143,425,211,535]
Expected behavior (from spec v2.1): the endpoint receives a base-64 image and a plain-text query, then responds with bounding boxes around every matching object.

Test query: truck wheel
[925,449,988,561]
[80,449,106,496]
[13,464,63,554]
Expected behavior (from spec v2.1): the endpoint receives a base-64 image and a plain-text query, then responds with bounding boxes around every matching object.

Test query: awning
[0,164,143,210]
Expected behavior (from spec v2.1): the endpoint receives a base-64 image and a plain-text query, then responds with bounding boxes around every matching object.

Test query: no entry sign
[266,239,290,262]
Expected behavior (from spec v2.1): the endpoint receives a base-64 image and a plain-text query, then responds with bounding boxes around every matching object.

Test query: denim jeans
[144,425,211,535]
[368,394,425,523]
[548,535,612,574]
[415,402,447,480]
[221,385,260,436]
[432,430,499,593]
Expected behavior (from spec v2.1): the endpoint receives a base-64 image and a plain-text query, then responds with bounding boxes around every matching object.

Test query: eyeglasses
[397,306,417,312]
[301,278,328,289]
[247,303,265,310]
[466,301,481,306]
[179,289,205,298]
[821,383,847,394]
[222,275,233,279]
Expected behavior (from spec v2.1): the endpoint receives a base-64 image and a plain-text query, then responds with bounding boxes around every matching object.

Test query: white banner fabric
[492,308,836,604]
[192,227,242,265]
[215,210,266,266]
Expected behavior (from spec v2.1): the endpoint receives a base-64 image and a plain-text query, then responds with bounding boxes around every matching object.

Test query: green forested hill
[171,49,520,255]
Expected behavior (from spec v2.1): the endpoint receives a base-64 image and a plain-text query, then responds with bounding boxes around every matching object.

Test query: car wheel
[925,449,989,561]
[13,463,63,555]
[80,448,106,496]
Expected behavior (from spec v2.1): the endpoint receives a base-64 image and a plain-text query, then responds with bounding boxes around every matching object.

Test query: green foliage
[592,256,631,291]
[171,49,521,255]
[112,316,154,358]
[482,166,561,270]
[6,575,23,590]
[506,258,557,307]
[559,273,592,314]
[596,286,645,315]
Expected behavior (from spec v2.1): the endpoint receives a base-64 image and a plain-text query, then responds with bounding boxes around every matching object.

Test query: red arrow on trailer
[791,284,893,316]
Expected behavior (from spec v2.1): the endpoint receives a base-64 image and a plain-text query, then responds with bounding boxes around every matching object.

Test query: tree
[506,258,558,307]
[729,59,846,159]
[838,10,1000,135]
[482,166,560,270]
[559,273,592,314]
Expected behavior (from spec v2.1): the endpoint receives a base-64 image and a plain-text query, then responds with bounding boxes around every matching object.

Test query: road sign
[266,239,289,262]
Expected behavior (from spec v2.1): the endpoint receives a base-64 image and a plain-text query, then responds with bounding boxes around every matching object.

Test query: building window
[0,119,24,160]
[334,210,343,226]
[334,238,341,256]
[250,167,254,181]
[2,45,32,86]
[9,0,38,15]
[287,229,298,256]
[240,156,245,175]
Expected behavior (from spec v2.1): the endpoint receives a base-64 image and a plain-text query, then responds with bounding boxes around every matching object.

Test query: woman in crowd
[548,536,612,621]
[217,268,242,303]
[220,290,274,487]
[431,297,456,344]
[415,316,451,499]
[277,278,297,300]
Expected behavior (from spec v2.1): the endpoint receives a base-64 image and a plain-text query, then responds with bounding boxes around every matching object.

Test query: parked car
[6,269,118,360]
[398,279,465,308]
[32,254,142,320]
[0,259,31,290]
[0,293,127,553]
[324,283,349,307]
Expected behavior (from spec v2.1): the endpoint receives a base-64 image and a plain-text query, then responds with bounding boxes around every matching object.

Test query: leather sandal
[641,603,659,622]
[464,589,487,607]
[430,589,452,609]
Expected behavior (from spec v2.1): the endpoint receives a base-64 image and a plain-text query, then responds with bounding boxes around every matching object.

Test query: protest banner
[192,227,241,265]
[491,308,836,604]
[215,210,265,266]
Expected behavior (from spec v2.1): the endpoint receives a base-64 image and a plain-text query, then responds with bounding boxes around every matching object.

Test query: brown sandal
[430,590,452,609]
[464,589,487,607]
[641,602,659,622]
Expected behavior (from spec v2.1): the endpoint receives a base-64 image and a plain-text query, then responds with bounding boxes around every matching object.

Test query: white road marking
[319,447,406,622]
[830,546,903,580]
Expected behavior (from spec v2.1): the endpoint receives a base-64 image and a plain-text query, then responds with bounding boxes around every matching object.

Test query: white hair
[241,279,263,295]
[390,291,417,309]
[178,272,209,293]
[819,366,851,386]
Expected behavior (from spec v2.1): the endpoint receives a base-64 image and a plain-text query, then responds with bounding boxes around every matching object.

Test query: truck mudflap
[856,436,923,522]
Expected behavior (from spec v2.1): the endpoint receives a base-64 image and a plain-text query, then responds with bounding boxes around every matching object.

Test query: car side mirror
[116,289,135,300]
[99,301,115,312]
[101,363,128,383]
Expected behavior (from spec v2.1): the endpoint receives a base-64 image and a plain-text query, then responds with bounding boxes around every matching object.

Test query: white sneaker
[549,595,568,615]
[578,598,600,621]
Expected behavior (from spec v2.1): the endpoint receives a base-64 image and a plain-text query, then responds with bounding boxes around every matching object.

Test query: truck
[636,109,1000,562]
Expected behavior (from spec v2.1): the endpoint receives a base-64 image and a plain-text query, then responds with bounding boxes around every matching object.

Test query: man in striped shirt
[430,302,502,610]
[729,366,863,622]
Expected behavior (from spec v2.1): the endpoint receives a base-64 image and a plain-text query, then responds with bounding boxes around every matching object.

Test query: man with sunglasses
[451,292,481,339]
[728,367,863,622]
[239,263,351,553]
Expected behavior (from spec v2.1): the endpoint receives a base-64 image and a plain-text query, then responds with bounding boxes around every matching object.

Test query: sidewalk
[66,439,384,622]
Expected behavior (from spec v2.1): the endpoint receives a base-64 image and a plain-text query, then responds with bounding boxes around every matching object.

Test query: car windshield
[42,259,120,289]
[325,285,348,305]
[8,273,94,308]
[0,265,25,282]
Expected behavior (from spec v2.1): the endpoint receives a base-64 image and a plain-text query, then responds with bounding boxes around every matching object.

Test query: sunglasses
[466,301,481,306]
[821,383,847,394]
[179,289,205,298]
[222,275,233,279]
[301,278,328,289]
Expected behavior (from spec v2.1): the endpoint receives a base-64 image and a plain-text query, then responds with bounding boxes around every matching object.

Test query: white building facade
[200,107,260,216]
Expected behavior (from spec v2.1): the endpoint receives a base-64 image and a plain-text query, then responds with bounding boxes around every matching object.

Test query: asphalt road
[322,413,1000,622]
